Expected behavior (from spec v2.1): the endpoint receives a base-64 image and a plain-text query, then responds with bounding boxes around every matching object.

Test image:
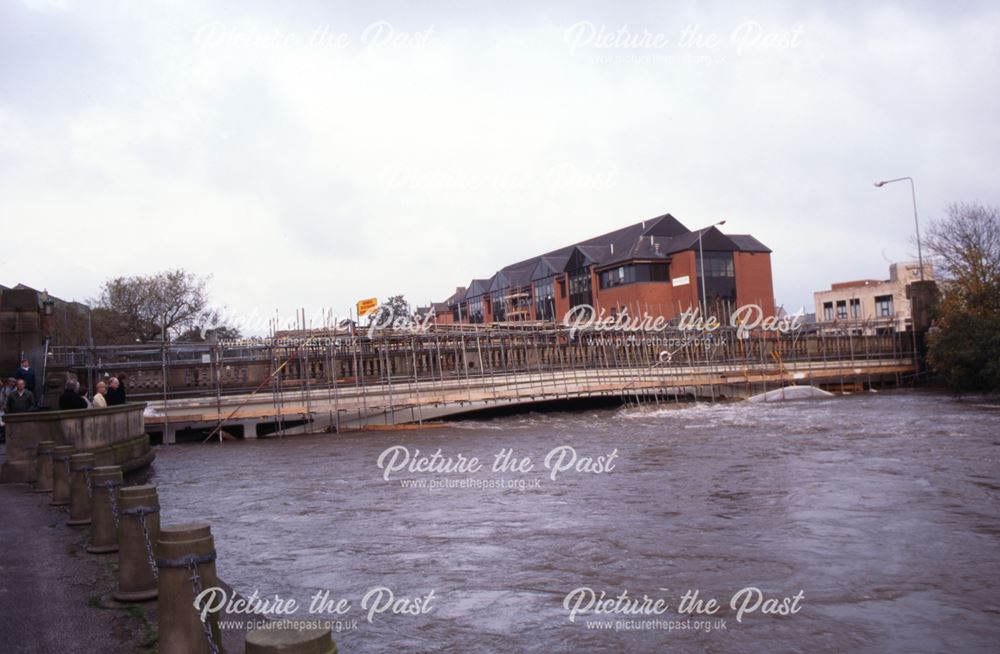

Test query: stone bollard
[50,445,76,506]
[67,453,96,526]
[246,621,338,654]
[33,441,56,493]
[86,466,123,554]
[114,484,160,602]
[157,523,224,654]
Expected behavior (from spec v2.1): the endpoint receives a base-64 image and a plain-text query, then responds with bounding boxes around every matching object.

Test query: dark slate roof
[489,266,534,292]
[727,234,772,253]
[466,279,491,298]
[443,287,467,304]
[441,213,771,305]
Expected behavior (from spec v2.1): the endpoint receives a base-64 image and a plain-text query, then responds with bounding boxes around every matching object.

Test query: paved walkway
[0,479,150,653]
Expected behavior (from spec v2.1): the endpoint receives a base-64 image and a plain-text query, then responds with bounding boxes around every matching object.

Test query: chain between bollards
[156,552,220,654]
[122,505,161,581]
[82,466,94,499]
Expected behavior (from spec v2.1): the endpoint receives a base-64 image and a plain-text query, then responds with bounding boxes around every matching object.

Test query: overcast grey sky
[2,0,997,331]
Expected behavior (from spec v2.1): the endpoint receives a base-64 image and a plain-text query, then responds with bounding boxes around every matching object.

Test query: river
[148,390,1000,653]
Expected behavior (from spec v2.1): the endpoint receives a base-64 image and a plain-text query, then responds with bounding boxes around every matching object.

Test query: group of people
[56,376,127,410]
[0,358,129,440]
[1,358,39,416]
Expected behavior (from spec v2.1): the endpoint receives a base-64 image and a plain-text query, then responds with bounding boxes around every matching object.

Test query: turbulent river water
[148,390,1000,653]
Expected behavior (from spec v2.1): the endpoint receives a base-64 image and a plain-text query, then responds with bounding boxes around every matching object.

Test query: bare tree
[923,202,1000,390]
[94,269,218,342]
[924,201,1000,295]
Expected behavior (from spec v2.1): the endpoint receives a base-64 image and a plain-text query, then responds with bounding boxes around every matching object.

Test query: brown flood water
[148,390,1000,653]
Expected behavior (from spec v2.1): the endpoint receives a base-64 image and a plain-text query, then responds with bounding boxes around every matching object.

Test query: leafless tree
[923,201,1000,293]
[94,269,219,342]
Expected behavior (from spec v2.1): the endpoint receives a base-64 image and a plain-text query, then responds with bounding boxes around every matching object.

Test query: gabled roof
[727,234,772,253]
[488,266,534,292]
[434,213,771,304]
[444,287,467,305]
[466,278,491,298]
[530,257,563,281]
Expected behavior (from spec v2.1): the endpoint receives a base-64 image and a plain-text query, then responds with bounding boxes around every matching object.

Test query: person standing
[58,380,89,410]
[106,376,127,406]
[5,379,36,414]
[0,377,16,439]
[0,377,15,412]
[92,381,108,409]
[14,359,37,396]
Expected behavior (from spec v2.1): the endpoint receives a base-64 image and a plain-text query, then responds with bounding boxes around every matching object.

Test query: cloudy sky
[2,0,997,332]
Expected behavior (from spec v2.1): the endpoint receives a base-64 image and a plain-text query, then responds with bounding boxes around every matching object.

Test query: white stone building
[814,262,934,334]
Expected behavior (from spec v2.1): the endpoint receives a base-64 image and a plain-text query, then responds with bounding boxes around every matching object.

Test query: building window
[467,296,485,323]
[598,263,671,289]
[490,289,506,322]
[599,266,631,289]
[695,251,736,314]
[697,251,735,277]
[568,268,592,308]
[648,263,670,282]
[875,295,893,317]
[836,300,847,320]
[849,298,861,318]
[823,302,833,321]
[533,277,555,321]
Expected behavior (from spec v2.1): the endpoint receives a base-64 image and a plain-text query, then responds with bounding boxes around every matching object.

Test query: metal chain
[107,485,120,530]
[185,556,221,654]
[121,505,160,580]
[139,513,159,581]
[82,467,93,499]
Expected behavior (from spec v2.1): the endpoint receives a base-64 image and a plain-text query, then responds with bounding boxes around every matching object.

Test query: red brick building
[434,213,775,325]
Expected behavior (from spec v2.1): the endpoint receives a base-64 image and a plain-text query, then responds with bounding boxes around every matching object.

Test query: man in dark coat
[58,380,88,410]
[14,358,36,396]
[5,379,35,414]
[106,376,127,406]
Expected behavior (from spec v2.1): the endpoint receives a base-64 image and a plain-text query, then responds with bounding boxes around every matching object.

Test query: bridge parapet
[1,403,154,483]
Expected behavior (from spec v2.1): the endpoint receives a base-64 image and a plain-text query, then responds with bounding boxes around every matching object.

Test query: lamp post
[698,220,727,314]
[874,176,924,281]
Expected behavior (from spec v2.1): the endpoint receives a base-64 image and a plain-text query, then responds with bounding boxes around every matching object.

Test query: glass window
[823,302,833,321]
[836,300,847,319]
[491,289,506,322]
[598,263,670,289]
[568,268,592,308]
[467,296,485,323]
[533,278,555,321]
[697,251,735,278]
[696,251,737,313]
[648,263,670,282]
[875,295,893,318]
[849,298,861,318]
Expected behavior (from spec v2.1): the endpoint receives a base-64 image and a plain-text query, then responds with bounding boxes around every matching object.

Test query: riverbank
[0,458,249,653]
[0,481,151,653]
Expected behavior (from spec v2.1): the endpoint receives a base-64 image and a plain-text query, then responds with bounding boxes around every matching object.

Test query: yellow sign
[356,298,379,317]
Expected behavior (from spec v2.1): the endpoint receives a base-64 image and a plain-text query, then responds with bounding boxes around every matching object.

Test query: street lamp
[874,176,924,281]
[698,220,727,314]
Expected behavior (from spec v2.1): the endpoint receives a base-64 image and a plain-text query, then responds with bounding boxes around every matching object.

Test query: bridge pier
[241,420,259,439]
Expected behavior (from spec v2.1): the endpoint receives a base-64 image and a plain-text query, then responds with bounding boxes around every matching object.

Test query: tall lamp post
[698,220,727,314]
[873,176,924,281]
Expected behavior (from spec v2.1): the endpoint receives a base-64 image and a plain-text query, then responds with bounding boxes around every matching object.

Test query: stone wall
[1,403,154,483]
